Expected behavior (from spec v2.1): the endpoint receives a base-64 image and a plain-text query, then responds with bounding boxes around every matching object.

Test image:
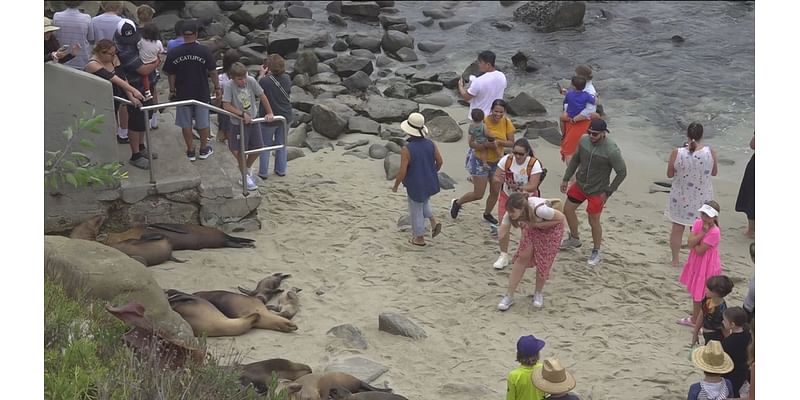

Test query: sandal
[677,316,694,327]
[432,223,442,238]
[409,238,426,247]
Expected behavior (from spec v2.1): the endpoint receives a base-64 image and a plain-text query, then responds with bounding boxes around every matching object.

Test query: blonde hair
[137,5,155,24]
[101,1,123,13]
[228,62,248,78]
[265,54,286,76]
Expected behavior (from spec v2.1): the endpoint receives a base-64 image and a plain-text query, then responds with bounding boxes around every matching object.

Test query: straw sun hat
[532,358,576,394]
[44,17,60,33]
[691,340,734,374]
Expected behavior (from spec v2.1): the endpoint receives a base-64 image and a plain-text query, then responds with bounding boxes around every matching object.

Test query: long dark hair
[687,122,704,153]
[141,23,160,42]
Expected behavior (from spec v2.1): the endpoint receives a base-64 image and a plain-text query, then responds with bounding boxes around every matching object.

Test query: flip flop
[677,316,694,327]
[409,239,427,247]
[432,223,442,238]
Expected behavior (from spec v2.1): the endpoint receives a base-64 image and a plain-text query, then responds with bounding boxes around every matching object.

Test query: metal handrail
[113,96,287,197]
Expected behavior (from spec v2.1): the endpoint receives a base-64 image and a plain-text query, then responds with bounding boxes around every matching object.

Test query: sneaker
[139,147,158,160]
[493,253,510,270]
[150,115,159,130]
[116,135,130,144]
[239,173,258,191]
[560,234,582,250]
[588,249,602,267]
[450,199,461,219]
[497,295,514,311]
[483,213,499,225]
[198,146,214,160]
[129,155,150,170]
[187,149,196,162]
[532,292,544,308]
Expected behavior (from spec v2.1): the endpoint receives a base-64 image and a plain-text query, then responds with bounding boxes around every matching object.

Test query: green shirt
[563,135,627,196]
[507,363,547,400]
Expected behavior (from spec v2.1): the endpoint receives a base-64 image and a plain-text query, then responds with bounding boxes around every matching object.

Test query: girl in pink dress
[678,201,722,327]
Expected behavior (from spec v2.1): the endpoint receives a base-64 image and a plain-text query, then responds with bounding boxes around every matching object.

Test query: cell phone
[58,44,70,52]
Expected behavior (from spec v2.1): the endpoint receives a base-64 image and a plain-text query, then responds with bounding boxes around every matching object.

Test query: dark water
[304,1,755,158]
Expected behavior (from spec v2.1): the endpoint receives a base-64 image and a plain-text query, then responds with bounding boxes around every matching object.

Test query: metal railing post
[239,121,247,197]
[143,108,155,184]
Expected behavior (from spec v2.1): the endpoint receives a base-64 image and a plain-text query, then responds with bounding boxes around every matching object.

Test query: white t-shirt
[501,196,554,225]
[137,39,164,64]
[496,154,543,197]
[467,70,507,118]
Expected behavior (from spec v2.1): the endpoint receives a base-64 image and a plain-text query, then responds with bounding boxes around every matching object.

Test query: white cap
[698,204,719,218]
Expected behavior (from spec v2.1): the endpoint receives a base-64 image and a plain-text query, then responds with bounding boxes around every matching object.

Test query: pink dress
[679,219,722,301]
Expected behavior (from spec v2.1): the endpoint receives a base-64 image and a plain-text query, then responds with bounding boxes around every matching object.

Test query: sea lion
[192,290,297,333]
[329,387,408,400]
[282,372,393,400]
[106,223,255,250]
[109,234,186,266]
[70,214,106,241]
[165,289,260,337]
[238,273,292,301]
[266,287,302,320]
[237,358,313,393]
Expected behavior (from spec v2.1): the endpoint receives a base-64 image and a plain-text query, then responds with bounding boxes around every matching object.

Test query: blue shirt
[564,90,596,118]
[167,37,185,51]
[403,138,440,203]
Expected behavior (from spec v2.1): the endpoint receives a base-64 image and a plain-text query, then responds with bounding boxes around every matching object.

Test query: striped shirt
[53,8,93,69]
[90,13,122,42]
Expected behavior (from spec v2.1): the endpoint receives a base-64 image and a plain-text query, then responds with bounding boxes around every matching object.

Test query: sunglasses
[102,50,117,55]
[588,130,604,136]
[513,151,527,156]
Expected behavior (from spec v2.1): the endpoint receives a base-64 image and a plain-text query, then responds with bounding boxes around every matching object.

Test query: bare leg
[563,200,580,240]
[670,223,686,267]
[128,130,141,156]
[588,212,603,250]
[457,176,488,206]
[506,246,533,297]
[182,127,194,151]
[745,219,755,238]
[691,301,702,324]
[534,273,546,294]
[198,127,210,149]
[484,174,502,216]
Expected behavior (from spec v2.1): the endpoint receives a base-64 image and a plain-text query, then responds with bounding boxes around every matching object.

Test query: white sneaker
[497,295,514,311]
[532,292,544,308]
[150,115,158,129]
[239,173,258,191]
[493,253,510,270]
[588,249,601,267]
[560,234,582,250]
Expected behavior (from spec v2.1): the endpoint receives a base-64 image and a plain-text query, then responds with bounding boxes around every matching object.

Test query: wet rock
[420,108,449,122]
[314,48,338,61]
[328,14,348,27]
[461,61,482,83]
[268,32,301,56]
[379,15,407,29]
[671,34,685,44]
[384,153,401,180]
[422,8,454,19]
[325,357,388,383]
[369,143,388,159]
[386,23,410,33]
[426,115,462,143]
[417,41,445,53]
[410,70,439,83]
[294,50,319,76]
[413,81,443,95]
[376,55,394,67]
[309,72,342,85]
[418,18,434,27]
[394,66,419,78]
[340,1,380,20]
[438,172,456,190]
[492,21,514,31]
[383,82,417,99]
[512,0,586,32]
[348,34,382,52]
[219,1,244,12]
[507,92,547,115]
[327,324,368,350]
[511,51,541,72]
[436,71,460,89]
[359,96,418,123]
[287,123,309,147]
[312,103,349,139]
[342,70,372,92]
[304,131,329,152]
[414,92,453,107]
[378,312,427,339]
[381,30,414,53]
[439,19,469,30]
[333,55,374,77]
[350,49,376,59]
[390,47,418,62]
[287,5,312,19]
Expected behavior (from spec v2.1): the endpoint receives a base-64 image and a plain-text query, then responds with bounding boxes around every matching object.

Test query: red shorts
[566,184,605,215]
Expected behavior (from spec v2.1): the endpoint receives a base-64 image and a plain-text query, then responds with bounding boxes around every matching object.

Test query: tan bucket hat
[532,358,576,394]
[691,340,734,374]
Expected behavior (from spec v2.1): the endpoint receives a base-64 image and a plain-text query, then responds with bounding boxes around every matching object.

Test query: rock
[319,99,358,118]
[304,130,329,152]
[287,123,309,147]
[414,92,453,107]
[380,126,406,140]
[311,103,349,139]
[325,357,388,383]
[384,153,401,180]
[426,115,462,143]
[359,96,418,123]
[435,71,460,89]
[232,3,272,30]
[378,312,427,339]
[385,141,402,153]
[286,147,305,161]
[381,30,414,53]
[383,82,417,99]
[417,41,446,53]
[396,214,411,231]
[309,72,342,85]
[422,8,454,19]
[328,14,348,27]
[507,92,547,115]
[348,116,381,135]
[511,51,541,72]
[350,49,376,59]
[418,18,435,27]
[326,0,342,14]
[420,108,449,122]
[461,61,482,84]
[188,1,222,24]
[245,29,270,46]
[307,83,348,97]
[314,48,338,62]
[223,31,247,48]
[368,143,389,159]
[390,47,418,62]
[386,23,409,33]
[152,14,182,33]
[283,21,331,49]
[438,172,456,190]
[410,70,438,83]
[375,55,394,67]
[348,34,382,52]
[338,139,370,150]
[340,1,380,19]
[413,81,443,95]
[375,0,395,7]
[530,120,562,146]
[293,73,310,88]
[343,149,368,159]
[333,55,374,78]
[294,50,319,76]
[342,71,372,92]
[379,15,407,29]
[293,110,312,125]
[333,39,349,52]
[237,43,268,64]
[671,34,685,44]
[394,66,418,78]
[327,324,368,350]
[492,21,515,31]
[500,1,519,6]
[439,19,469,30]
[268,32,301,57]
[287,5,312,19]
[336,95,366,109]
[238,25,251,36]
[219,1,244,12]
[512,0,586,32]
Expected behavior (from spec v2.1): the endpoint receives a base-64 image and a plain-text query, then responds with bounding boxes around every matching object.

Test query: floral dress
[665,146,715,226]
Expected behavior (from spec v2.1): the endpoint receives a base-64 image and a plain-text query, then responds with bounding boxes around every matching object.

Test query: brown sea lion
[192,290,297,333]
[106,223,255,250]
[69,215,106,240]
[165,289,260,337]
[109,234,186,266]
[282,372,392,400]
[266,287,302,320]
[237,358,313,393]
[329,387,408,400]
[238,273,292,301]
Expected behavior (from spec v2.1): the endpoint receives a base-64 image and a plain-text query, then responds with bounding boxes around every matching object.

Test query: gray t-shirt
[258,73,293,121]
[223,76,264,126]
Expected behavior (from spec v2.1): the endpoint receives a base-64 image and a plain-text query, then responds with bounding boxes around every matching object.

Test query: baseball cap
[517,335,546,357]
[181,19,200,35]
[588,119,609,133]
[115,18,140,45]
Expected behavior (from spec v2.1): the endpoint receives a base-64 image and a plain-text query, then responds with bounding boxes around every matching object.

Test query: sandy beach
[144,104,755,400]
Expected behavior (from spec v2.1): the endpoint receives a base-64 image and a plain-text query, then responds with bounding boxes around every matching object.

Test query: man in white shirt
[457,50,507,119]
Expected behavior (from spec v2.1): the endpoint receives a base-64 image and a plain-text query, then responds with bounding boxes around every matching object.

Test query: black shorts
[126,100,154,132]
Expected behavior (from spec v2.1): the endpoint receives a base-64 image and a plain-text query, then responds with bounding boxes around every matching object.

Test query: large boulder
[422,7,454,19]
[348,34,382,52]
[390,47,418,62]
[287,5,312,19]
[340,1,380,19]
[219,1,244,11]
[327,324,368,350]
[379,15,407,29]
[237,43,268,65]
[294,50,319,76]
[350,49,376,60]
[231,3,272,30]
[414,92,453,107]
[333,55,374,78]
[223,31,247,48]
[368,143,389,159]
[420,108,449,122]
[512,1,586,32]
[349,116,381,135]
[417,41,446,53]
[383,82,417,99]
[437,71,460,89]
[358,96,418,123]
[245,29,270,46]
[187,1,222,24]
[461,61,483,84]
[268,32,301,56]
[309,72,342,85]
[507,92,547,115]
[152,14,182,33]
[381,30,414,53]
[291,88,316,112]
[426,115,462,143]
[378,312,427,339]
[342,70,372,91]
[413,81,443,95]
[44,236,196,344]
[438,19,469,30]
[410,70,439,83]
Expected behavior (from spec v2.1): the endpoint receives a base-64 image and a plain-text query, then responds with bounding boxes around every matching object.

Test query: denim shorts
[175,104,210,130]
[465,148,497,177]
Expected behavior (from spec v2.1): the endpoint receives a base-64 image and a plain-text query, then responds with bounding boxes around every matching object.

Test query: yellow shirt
[506,363,546,400]
[483,115,516,163]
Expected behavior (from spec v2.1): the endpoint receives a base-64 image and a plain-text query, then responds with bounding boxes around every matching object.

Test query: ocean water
[307,1,755,160]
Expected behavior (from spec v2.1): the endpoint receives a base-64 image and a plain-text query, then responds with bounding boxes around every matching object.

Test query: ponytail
[686,122,704,153]
[688,139,697,153]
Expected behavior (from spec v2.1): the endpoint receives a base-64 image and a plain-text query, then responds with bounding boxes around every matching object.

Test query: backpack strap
[526,156,539,176]
[504,154,513,171]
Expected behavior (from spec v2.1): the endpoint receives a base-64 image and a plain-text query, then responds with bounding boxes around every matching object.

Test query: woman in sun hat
[687,340,734,400]
[391,112,444,247]
[532,358,579,399]
[44,17,78,64]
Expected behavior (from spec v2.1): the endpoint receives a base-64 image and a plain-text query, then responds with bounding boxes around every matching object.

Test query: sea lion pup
[192,290,297,333]
[329,387,409,400]
[165,289,260,337]
[236,358,313,393]
[266,287,302,320]
[238,273,292,301]
[283,372,393,400]
[106,223,255,250]
[70,215,107,240]
[109,233,186,266]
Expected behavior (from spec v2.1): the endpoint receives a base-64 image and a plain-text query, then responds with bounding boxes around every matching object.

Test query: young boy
[532,358,580,399]
[506,335,547,400]
[560,76,596,129]
[721,307,752,397]
[687,340,734,400]
[222,62,275,191]
[469,108,491,172]
[692,275,734,346]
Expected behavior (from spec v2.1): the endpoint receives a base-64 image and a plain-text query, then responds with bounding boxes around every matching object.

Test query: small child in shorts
[137,22,164,101]
[469,108,490,171]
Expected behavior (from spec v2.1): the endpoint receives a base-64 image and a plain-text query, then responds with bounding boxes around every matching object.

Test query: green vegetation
[44,278,288,400]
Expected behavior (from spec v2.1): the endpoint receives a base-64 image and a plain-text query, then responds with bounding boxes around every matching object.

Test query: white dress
[665,146,715,226]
